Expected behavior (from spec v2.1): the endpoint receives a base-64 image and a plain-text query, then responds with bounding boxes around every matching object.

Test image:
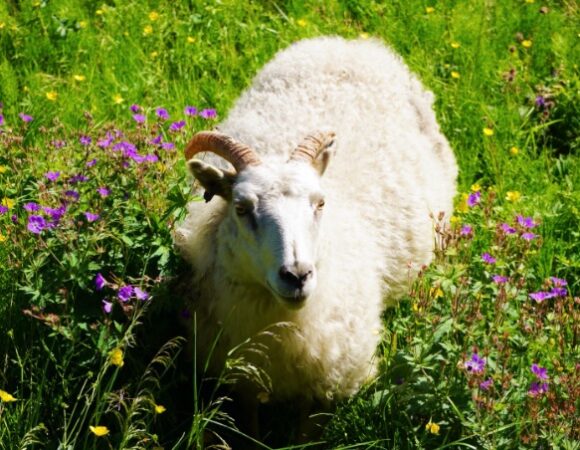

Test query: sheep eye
[235,204,248,216]
[316,199,325,210]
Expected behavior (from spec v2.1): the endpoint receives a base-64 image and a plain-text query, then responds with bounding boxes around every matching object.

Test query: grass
[0,0,578,448]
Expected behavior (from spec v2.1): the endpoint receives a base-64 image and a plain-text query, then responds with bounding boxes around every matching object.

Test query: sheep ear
[313,148,334,176]
[188,159,236,202]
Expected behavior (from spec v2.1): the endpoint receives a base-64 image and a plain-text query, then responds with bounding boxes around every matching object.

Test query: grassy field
[0,0,578,448]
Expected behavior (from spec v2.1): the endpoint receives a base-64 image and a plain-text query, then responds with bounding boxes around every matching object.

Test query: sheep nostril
[279,265,313,289]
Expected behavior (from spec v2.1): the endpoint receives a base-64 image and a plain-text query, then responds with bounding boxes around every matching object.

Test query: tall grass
[0,0,578,448]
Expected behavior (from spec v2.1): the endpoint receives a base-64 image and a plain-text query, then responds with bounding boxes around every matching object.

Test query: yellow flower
[471,183,481,192]
[0,389,17,402]
[143,25,153,36]
[359,32,369,39]
[109,348,124,367]
[483,127,494,137]
[1,198,15,209]
[89,425,110,437]
[78,20,88,29]
[0,234,6,243]
[449,215,460,224]
[0,22,5,29]
[187,36,195,44]
[0,165,8,174]
[149,11,160,21]
[451,41,461,49]
[32,0,41,7]
[73,74,86,82]
[113,94,124,105]
[150,51,159,59]
[522,40,532,48]
[430,287,444,299]
[154,403,166,414]
[510,146,519,155]
[96,9,104,15]
[46,91,58,101]
[506,191,521,202]
[296,18,307,27]
[525,0,534,3]
[451,71,460,79]
[425,6,435,13]
[426,421,440,434]
[457,193,469,213]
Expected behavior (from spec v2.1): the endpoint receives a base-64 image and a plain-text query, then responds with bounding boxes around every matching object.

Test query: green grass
[0,0,578,448]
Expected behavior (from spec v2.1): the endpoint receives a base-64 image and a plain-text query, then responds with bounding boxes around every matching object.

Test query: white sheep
[175,36,457,435]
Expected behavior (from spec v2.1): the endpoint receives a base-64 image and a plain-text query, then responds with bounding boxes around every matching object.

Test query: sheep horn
[289,131,336,163]
[185,131,261,172]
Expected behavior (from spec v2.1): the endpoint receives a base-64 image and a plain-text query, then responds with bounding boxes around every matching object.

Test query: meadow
[0,0,578,448]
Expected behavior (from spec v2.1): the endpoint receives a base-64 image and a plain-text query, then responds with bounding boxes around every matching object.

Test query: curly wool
[175,37,457,403]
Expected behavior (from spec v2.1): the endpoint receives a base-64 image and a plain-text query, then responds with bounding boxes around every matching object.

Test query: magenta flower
[161,142,175,151]
[0,113,4,126]
[84,212,100,222]
[133,114,146,124]
[45,171,61,181]
[550,277,567,287]
[0,205,8,214]
[155,108,169,120]
[500,223,517,235]
[479,378,493,391]
[467,191,481,207]
[516,215,537,228]
[118,285,134,302]
[95,273,107,291]
[144,154,158,163]
[27,215,47,234]
[528,382,549,397]
[481,253,496,264]
[130,104,140,113]
[460,224,473,236]
[19,113,33,123]
[492,275,508,284]
[97,133,114,148]
[97,187,110,197]
[102,299,113,314]
[529,291,555,303]
[24,202,40,212]
[531,363,548,380]
[86,159,97,167]
[79,135,92,146]
[169,120,186,132]
[184,106,198,116]
[521,232,537,241]
[200,108,217,119]
[134,287,149,301]
[464,353,486,374]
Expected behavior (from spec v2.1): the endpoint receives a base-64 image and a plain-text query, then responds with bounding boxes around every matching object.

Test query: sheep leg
[296,398,333,444]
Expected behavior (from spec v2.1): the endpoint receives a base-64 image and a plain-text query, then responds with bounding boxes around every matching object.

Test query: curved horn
[185,131,261,172]
[289,131,336,163]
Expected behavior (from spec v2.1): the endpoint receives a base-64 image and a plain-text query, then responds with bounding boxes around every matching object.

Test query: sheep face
[191,160,328,309]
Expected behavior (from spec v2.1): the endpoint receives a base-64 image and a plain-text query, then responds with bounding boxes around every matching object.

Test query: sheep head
[185,131,335,309]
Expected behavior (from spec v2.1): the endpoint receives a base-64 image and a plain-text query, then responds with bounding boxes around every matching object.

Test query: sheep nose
[278,264,313,289]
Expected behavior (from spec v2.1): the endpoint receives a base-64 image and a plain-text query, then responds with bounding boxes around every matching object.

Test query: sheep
[174,36,457,437]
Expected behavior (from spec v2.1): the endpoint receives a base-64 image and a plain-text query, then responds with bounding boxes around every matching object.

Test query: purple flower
[68,173,89,184]
[0,205,8,214]
[161,142,175,151]
[200,108,217,119]
[550,277,567,287]
[479,378,493,391]
[95,273,107,291]
[516,215,537,228]
[97,187,110,197]
[184,106,198,116]
[528,382,549,397]
[130,104,140,113]
[27,215,47,234]
[464,353,486,374]
[155,108,169,120]
[460,224,473,236]
[43,205,66,225]
[500,223,517,235]
[51,140,66,149]
[11,214,17,224]
[529,291,555,303]
[551,287,567,297]
[19,113,33,123]
[102,299,113,314]
[45,171,61,182]
[531,363,549,380]
[133,114,146,124]
[481,253,496,264]
[134,287,149,301]
[24,202,40,212]
[144,154,158,163]
[86,158,97,167]
[149,135,162,145]
[79,135,92,146]
[113,141,138,158]
[169,120,186,132]
[535,95,546,108]
[97,133,114,148]
[84,212,100,222]
[521,232,537,241]
[0,114,4,126]
[492,275,508,284]
[64,190,80,201]
[118,285,134,302]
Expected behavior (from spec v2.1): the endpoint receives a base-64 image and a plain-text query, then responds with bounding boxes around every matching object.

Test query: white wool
[175,37,457,403]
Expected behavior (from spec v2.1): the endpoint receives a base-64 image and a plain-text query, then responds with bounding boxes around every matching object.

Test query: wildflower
[516,215,537,228]
[78,20,87,28]
[86,159,97,167]
[483,127,494,136]
[45,171,60,181]
[460,224,473,236]
[154,403,166,414]
[184,105,197,116]
[19,113,33,123]
[464,353,486,374]
[451,41,461,49]
[0,114,4,126]
[73,74,86,81]
[0,233,6,243]
[118,286,134,302]
[200,108,217,119]
[27,215,47,234]
[0,389,17,402]
[471,183,481,192]
[161,142,175,151]
[143,25,153,35]
[2,198,15,209]
[46,91,58,101]
[425,420,439,434]
[531,363,548,380]
[69,174,89,183]
[467,191,481,207]
[113,94,124,104]
[150,51,158,59]
[187,36,195,44]
[97,133,113,148]
[529,291,554,303]
[24,202,40,212]
[109,348,124,367]
[79,135,92,146]
[481,253,496,264]
[492,275,508,284]
[134,287,149,301]
[0,205,7,215]
[89,425,110,437]
[133,114,146,124]
[522,40,532,48]
[480,378,493,390]
[430,287,443,298]
[97,187,110,197]
[297,18,307,27]
[130,104,140,113]
[521,232,537,241]
[102,300,113,314]
[505,191,521,202]
[169,120,186,131]
[550,277,567,287]
[359,32,369,39]
[155,108,169,120]
[528,382,548,397]
[150,135,163,145]
[144,154,158,163]
[65,190,80,201]
[425,7,435,13]
[500,223,517,234]
[451,71,460,79]
[510,146,519,155]
[148,11,159,21]
[95,273,107,291]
